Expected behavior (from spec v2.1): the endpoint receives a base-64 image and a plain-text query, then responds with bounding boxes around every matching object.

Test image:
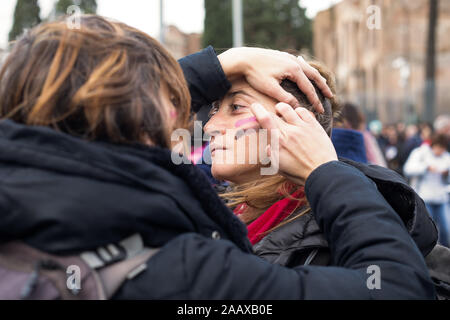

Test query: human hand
[250,102,338,185]
[218,47,333,113]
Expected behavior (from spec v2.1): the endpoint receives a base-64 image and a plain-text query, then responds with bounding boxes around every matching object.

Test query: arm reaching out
[218,47,333,112]
[132,162,435,299]
[178,46,333,114]
[124,101,435,299]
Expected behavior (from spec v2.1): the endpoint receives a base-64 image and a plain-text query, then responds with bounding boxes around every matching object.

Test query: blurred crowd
[333,105,450,247]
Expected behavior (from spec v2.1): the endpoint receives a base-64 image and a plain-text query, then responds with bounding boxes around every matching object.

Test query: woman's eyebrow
[228,89,255,99]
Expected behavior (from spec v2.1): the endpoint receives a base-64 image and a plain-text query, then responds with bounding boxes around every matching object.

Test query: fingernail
[266,145,271,158]
[316,102,325,114]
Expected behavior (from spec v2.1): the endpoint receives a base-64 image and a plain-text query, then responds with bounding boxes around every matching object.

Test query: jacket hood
[0,119,251,253]
[332,128,368,163]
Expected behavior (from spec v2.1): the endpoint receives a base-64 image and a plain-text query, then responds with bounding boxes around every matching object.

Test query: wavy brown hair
[222,61,340,226]
[0,15,191,147]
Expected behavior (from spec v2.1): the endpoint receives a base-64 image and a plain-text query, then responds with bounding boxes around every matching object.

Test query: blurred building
[314,0,450,123]
[163,25,201,60]
[0,48,5,66]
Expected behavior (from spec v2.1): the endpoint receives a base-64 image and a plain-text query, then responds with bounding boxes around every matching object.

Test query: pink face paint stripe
[235,116,257,128]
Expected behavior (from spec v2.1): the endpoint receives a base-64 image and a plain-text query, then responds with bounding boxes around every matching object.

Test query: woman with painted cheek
[205,63,337,250]
[205,62,442,274]
[205,78,276,184]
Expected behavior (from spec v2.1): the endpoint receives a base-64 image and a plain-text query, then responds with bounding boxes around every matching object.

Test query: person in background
[396,122,407,145]
[434,115,450,151]
[404,134,450,247]
[331,102,386,167]
[419,122,434,146]
[368,119,383,138]
[360,115,387,167]
[363,120,387,168]
[397,124,422,176]
[331,102,367,163]
[376,122,389,153]
[380,124,402,174]
[433,115,450,251]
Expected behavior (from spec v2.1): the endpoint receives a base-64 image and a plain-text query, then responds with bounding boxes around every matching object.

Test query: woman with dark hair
[404,134,450,247]
[331,102,367,163]
[0,15,436,299]
[333,102,386,166]
[204,62,439,270]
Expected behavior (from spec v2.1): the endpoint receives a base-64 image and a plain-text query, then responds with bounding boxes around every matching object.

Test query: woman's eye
[231,104,245,112]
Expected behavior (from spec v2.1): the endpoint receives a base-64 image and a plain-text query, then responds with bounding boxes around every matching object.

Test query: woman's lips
[210,145,227,154]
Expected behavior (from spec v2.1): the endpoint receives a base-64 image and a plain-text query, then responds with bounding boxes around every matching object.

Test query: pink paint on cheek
[170,111,178,119]
[234,116,257,128]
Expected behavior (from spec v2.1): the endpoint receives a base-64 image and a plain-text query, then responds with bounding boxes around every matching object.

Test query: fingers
[250,103,278,131]
[288,66,325,114]
[295,107,323,131]
[295,107,316,122]
[275,103,303,126]
[297,56,334,99]
[260,79,300,109]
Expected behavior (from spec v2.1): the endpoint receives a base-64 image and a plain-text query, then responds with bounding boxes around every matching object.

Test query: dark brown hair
[0,15,191,147]
[431,134,448,148]
[334,102,363,131]
[280,61,340,137]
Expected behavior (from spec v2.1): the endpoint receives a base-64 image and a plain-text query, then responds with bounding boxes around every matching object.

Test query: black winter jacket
[0,47,437,299]
[254,157,439,267]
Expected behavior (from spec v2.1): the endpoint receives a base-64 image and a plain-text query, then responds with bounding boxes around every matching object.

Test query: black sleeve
[126,161,436,299]
[178,46,231,113]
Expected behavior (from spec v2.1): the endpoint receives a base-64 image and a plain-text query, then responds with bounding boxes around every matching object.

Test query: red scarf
[234,187,306,245]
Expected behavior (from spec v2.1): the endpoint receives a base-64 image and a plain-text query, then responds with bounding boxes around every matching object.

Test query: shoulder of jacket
[253,210,327,258]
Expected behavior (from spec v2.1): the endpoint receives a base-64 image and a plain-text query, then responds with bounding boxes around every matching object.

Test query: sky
[0,0,339,49]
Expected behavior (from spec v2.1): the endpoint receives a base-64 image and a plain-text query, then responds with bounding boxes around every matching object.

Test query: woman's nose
[204,117,227,136]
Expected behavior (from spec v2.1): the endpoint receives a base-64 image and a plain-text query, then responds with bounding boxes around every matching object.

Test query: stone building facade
[163,25,202,60]
[314,0,450,123]
[0,48,6,67]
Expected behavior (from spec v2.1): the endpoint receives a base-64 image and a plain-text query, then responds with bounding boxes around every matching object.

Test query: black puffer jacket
[254,158,450,298]
[254,157,439,267]
[0,47,437,299]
